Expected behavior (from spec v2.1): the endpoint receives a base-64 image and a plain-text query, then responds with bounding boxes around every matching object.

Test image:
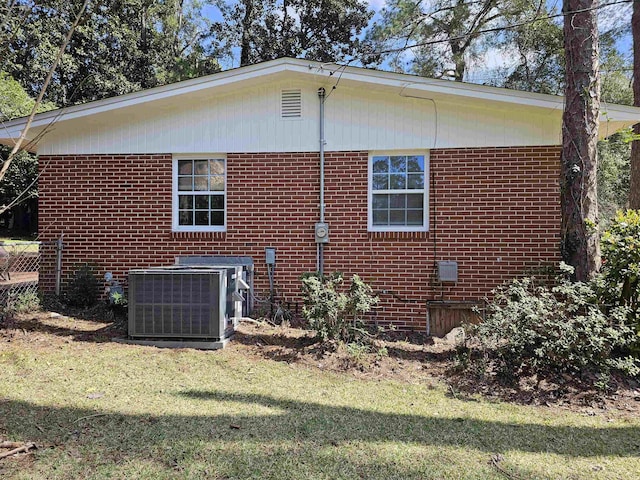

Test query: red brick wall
[38,147,561,330]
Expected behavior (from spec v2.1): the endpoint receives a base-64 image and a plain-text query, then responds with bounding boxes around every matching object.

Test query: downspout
[318,87,326,276]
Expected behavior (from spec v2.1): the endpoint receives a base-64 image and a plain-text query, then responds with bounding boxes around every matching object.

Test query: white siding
[35,78,562,155]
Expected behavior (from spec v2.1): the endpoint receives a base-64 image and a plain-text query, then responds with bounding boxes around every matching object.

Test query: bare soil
[2,309,639,418]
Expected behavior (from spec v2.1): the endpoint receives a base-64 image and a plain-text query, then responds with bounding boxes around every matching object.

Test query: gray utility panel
[128,266,240,341]
[175,256,254,316]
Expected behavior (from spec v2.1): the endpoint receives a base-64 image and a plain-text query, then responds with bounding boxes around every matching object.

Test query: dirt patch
[2,310,639,417]
[232,321,454,384]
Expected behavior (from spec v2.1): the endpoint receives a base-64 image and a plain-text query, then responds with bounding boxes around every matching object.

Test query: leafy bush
[601,210,640,309]
[471,265,637,382]
[13,291,40,314]
[65,264,100,307]
[2,290,41,316]
[301,272,378,343]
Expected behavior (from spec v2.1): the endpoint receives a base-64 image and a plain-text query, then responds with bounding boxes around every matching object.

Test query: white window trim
[367,150,430,232]
[172,154,227,233]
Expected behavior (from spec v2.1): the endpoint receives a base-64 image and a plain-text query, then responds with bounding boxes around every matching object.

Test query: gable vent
[281,89,302,118]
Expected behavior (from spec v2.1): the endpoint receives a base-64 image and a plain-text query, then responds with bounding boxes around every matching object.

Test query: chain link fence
[0,239,62,312]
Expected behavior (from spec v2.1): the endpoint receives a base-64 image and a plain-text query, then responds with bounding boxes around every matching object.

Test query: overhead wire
[375,0,633,56]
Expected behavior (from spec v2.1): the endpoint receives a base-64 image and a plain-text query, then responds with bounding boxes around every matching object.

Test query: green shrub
[13,291,40,314]
[601,210,640,335]
[65,264,100,307]
[2,290,41,316]
[471,266,637,382]
[301,272,378,343]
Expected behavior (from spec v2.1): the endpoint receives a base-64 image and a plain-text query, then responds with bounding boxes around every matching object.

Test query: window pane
[194,176,208,191]
[372,209,388,225]
[407,209,424,225]
[195,211,209,225]
[210,175,224,191]
[407,156,424,172]
[178,160,193,175]
[179,211,193,225]
[390,156,406,173]
[178,176,192,191]
[389,174,406,189]
[195,196,209,209]
[372,174,388,190]
[389,210,405,225]
[372,194,388,209]
[194,160,208,175]
[178,195,193,209]
[211,211,224,226]
[390,194,406,208]
[372,156,389,173]
[407,173,424,189]
[211,195,224,209]
[210,159,225,175]
[407,194,423,208]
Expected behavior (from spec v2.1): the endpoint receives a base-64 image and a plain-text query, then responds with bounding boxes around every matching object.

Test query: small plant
[301,272,378,343]
[345,342,370,361]
[65,264,100,307]
[3,290,41,315]
[111,291,127,307]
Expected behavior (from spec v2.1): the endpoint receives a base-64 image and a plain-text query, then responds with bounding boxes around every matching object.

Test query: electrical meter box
[315,222,330,243]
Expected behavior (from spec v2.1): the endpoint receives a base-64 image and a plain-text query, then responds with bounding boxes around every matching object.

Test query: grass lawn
[0,238,39,253]
[1,314,639,479]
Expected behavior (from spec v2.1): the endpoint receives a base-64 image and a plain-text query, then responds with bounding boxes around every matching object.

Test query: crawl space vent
[281,89,302,118]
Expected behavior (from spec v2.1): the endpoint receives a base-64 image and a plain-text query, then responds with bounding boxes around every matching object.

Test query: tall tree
[213,0,373,66]
[368,0,546,81]
[561,0,601,280]
[630,0,640,209]
[2,0,220,107]
[499,12,564,94]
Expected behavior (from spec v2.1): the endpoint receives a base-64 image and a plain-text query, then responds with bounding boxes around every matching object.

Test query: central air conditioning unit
[175,256,254,317]
[128,266,245,346]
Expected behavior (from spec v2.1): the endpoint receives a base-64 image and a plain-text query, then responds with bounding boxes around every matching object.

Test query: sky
[204,0,633,83]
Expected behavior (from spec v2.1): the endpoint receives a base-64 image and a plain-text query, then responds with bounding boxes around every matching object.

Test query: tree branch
[0,0,90,184]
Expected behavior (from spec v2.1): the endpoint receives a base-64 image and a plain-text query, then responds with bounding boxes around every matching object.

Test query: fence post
[55,237,63,296]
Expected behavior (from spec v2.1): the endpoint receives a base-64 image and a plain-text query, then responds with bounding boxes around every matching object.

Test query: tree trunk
[630,0,640,209]
[240,0,253,67]
[560,0,601,281]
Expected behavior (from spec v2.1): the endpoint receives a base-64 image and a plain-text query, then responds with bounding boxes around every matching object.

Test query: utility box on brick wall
[437,261,458,282]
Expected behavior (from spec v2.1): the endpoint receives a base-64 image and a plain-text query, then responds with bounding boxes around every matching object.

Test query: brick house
[2,58,639,332]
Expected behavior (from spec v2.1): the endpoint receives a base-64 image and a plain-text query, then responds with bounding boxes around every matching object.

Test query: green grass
[0,320,639,479]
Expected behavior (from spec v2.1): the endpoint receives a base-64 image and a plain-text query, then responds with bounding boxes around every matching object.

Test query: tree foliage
[368,0,548,81]
[0,73,55,232]
[213,0,373,66]
[2,0,220,106]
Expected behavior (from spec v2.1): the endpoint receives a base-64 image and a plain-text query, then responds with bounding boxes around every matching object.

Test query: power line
[378,0,632,55]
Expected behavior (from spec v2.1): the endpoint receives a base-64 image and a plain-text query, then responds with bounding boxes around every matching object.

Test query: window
[368,152,429,232]
[173,156,226,232]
